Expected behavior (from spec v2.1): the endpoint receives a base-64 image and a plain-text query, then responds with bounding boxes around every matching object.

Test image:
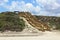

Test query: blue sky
[0,0,60,16]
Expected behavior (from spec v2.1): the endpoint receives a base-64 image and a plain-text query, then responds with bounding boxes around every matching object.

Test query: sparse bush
[0,12,25,32]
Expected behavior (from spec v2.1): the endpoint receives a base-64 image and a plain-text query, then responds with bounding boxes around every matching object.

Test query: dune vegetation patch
[0,12,25,32]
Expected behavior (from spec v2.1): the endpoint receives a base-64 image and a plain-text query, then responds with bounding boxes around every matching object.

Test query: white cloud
[1,0,60,16]
[36,0,60,9]
[4,0,8,2]
[0,0,8,6]
[35,0,60,16]
[9,1,18,10]
[51,2,60,9]
[3,1,41,14]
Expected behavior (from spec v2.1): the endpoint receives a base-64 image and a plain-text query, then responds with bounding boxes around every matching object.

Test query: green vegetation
[48,21,60,30]
[35,16,60,30]
[0,12,25,32]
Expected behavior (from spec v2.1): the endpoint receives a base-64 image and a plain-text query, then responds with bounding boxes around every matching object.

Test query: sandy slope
[0,17,41,37]
[0,31,60,40]
[0,17,60,40]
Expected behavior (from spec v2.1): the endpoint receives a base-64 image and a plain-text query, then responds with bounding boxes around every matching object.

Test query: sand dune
[0,31,60,40]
